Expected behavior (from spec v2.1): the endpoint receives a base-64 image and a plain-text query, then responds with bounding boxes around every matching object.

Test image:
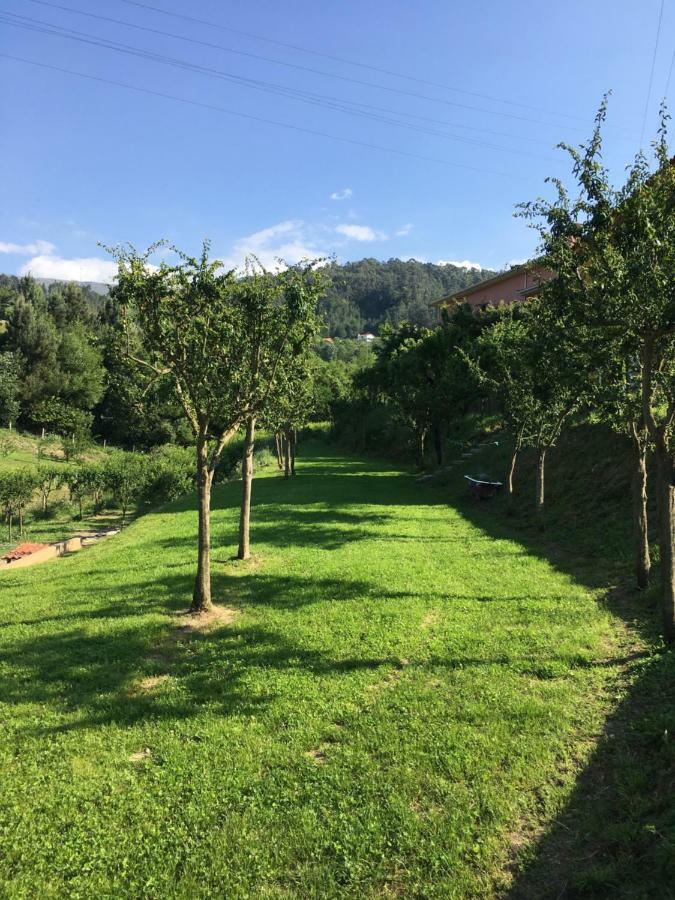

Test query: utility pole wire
[13,0,593,133]
[0,13,561,162]
[8,1,569,147]
[665,50,675,98]
[115,0,587,122]
[0,52,528,179]
[640,0,665,146]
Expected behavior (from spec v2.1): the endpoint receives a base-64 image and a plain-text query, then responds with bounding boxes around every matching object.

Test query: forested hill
[320,258,496,336]
[1,258,496,338]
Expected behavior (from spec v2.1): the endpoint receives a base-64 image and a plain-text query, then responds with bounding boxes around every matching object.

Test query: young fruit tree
[234,261,325,560]
[263,352,319,482]
[520,103,675,636]
[0,469,37,540]
[474,299,585,519]
[109,242,249,612]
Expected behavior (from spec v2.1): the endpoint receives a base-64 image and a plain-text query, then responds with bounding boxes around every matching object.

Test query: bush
[144,445,194,503]
[253,447,275,469]
[104,452,149,523]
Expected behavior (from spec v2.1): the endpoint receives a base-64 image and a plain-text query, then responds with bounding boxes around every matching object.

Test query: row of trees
[0,446,195,541]
[110,243,326,612]
[346,106,674,642]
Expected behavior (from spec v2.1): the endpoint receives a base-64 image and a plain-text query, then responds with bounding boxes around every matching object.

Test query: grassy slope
[0,437,667,897]
[0,428,126,553]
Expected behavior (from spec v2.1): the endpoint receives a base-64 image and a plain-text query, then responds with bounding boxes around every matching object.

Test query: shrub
[253,447,275,469]
[104,452,149,523]
[144,445,194,503]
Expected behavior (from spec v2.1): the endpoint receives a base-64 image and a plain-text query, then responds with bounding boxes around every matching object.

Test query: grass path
[0,442,632,897]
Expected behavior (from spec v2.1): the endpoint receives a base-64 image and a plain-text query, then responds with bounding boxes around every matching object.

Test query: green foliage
[0,467,37,538]
[35,463,62,516]
[320,257,494,335]
[104,452,149,522]
[144,444,194,503]
[0,351,21,426]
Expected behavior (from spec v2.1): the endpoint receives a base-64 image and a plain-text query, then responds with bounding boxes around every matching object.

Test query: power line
[640,0,665,146]
[15,0,568,147]
[0,52,527,179]
[115,0,587,122]
[0,12,560,162]
[11,0,589,133]
[665,50,675,98]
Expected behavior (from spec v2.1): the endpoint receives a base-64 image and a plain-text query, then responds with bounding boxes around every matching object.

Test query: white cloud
[19,254,118,283]
[0,239,56,255]
[330,188,353,201]
[436,258,484,271]
[220,220,329,272]
[395,223,413,237]
[335,223,387,242]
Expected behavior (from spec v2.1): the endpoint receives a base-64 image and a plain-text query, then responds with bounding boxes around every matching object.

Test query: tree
[361,322,436,468]
[105,453,148,524]
[35,463,61,515]
[109,241,254,612]
[520,101,675,636]
[0,352,21,427]
[233,261,325,560]
[474,300,585,518]
[0,470,37,540]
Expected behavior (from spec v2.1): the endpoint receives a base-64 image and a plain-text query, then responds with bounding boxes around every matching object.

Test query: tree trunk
[237,416,256,560]
[655,449,675,643]
[7,513,12,542]
[535,446,546,521]
[506,444,519,516]
[290,428,297,476]
[284,429,291,479]
[42,493,47,514]
[275,432,284,469]
[192,438,214,613]
[630,431,651,589]
[433,423,444,466]
[417,427,427,470]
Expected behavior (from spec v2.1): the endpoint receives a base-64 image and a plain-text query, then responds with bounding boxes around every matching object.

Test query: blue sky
[1,0,673,282]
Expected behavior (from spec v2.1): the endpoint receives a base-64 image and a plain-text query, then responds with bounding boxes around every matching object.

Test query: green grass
[0,437,670,897]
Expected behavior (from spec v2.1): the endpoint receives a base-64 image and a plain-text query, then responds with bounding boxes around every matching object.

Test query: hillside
[320,257,496,335]
[1,258,496,337]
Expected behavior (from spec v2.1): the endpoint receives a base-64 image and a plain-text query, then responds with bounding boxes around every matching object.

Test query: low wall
[0,536,82,570]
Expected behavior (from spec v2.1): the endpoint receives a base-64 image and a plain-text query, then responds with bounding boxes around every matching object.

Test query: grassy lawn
[0,438,668,897]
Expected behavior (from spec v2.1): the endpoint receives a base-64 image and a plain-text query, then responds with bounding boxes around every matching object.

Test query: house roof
[430,264,530,308]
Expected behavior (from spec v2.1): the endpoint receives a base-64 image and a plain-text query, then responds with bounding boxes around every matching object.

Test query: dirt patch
[170,605,236,641]
[306,747,328,764]
[421,611,440,629]
[131,674,171,695]
[129,748,152,763]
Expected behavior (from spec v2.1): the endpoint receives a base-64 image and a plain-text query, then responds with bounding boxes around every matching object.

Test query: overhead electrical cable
[115,0,587,122]
[17,0,565,146]
[640,0,665,145]
[0,12,561,161]
[664,49,675,98]
[10,0,591,132]
[0,52,527,179]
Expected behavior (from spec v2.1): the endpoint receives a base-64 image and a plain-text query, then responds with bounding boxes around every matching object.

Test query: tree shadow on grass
[441,429,675,897]
[0,566,404,735]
